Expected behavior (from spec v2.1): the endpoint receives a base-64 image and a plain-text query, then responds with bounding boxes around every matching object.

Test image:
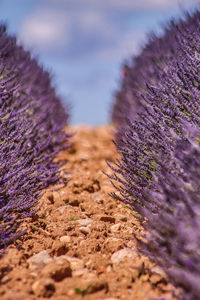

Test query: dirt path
[0,126,174,300]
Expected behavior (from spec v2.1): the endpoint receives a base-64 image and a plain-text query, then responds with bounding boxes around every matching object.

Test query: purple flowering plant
[112,11,200,126]
[110,10,200,206]
[139,130,200,300]
[0,26,70,248]
[109,10,200,299]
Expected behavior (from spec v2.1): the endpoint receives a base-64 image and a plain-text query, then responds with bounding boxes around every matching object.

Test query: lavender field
[0,6,200,300]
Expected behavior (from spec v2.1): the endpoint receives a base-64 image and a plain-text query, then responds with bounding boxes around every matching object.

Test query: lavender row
[0,26,70,249]
[110,10,200,299]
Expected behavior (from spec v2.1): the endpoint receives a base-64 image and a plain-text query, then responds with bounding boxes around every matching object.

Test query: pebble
[78,153,89,160]
[111,223,121,233]
[91,192,101,201]
[152,266,165,276]
[72,268,88,277]
[51,240,68,256]
[106,265,112,272]
[41,258,72,281]
[68,289,75,296]
[85,259,92,268]
[28,250,52,270]
[78,218,93,226]
[111,248,138,265]
[56,205,66,214]
[32,278,55,297]
[126,227,134,234]
[57,255,84,270]
[53,191,61,202]
[30,272,37,278]
[114,214,127,222]
[79,226,91,235]
[32,281,40,295]
[60,235,71,243]
[126,240,135,248]
[150,274,161,284]
[60,190,66,196]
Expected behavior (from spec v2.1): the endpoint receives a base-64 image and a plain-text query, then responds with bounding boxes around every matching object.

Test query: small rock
[56,205,66,214]
[72,268,88,277]
[151,266,165,277]
[111,223,121,233]
[126,240,135,248]
[68,289,75,296]
[91,192,101,201]
[106,265,112,272]
[115,214,127,222]
[30,272,38,278]
[32,281,40,294]
[32,278,55,297]
[60,235,71,243]
[150,274,162,285]
[100,216,115,223]
[111,248,138,265]
[141,274,149,282]
[85,259,92,268]
[79,226,91,235]
[51,240,68,256]
[78,218,93,227]
[56,255,84,271]
[87,280,108,293]
[104,237,124,253]
[126,227,134,234]
[60,190,66,196]
[53,191,61,202]
[28,250,52,270]
[78,153,89,160]
[41,258,72,281]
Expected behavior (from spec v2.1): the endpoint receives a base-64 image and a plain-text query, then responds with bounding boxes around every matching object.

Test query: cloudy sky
[0,0,199,125]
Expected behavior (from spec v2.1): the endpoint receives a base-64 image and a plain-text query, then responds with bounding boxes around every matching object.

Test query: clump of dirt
[0,126,175,300]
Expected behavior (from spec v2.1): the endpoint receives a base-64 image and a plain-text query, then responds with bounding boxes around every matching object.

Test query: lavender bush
[112,11,200,127]
[110,10,200,206]
[0,25,70,248]
[109,10,200,299]
[139,131,200,300]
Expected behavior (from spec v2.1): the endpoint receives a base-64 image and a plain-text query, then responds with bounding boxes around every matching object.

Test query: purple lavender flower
[0,25,70,248]
[138,134,200,300]
[109,10,200,298]
[110,10,200,209]
[112,11,200,127]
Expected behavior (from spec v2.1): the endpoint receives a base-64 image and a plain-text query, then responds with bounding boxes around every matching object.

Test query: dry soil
[0,126,175,300]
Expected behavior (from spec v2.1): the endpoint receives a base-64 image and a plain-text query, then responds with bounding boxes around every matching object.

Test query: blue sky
[0,0,199,125]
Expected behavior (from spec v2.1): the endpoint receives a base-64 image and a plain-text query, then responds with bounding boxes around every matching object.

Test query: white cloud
[75,10,116,37]
[95,30,147,61]
[112,0,199,10]
[43,0,199,11]
[19,10,70,52]
[18,0,199,58]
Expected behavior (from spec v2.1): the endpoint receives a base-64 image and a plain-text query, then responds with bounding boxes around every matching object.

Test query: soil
[0,126,175,300]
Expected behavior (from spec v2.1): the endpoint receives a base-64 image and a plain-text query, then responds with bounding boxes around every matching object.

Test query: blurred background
[0,0,199,125]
